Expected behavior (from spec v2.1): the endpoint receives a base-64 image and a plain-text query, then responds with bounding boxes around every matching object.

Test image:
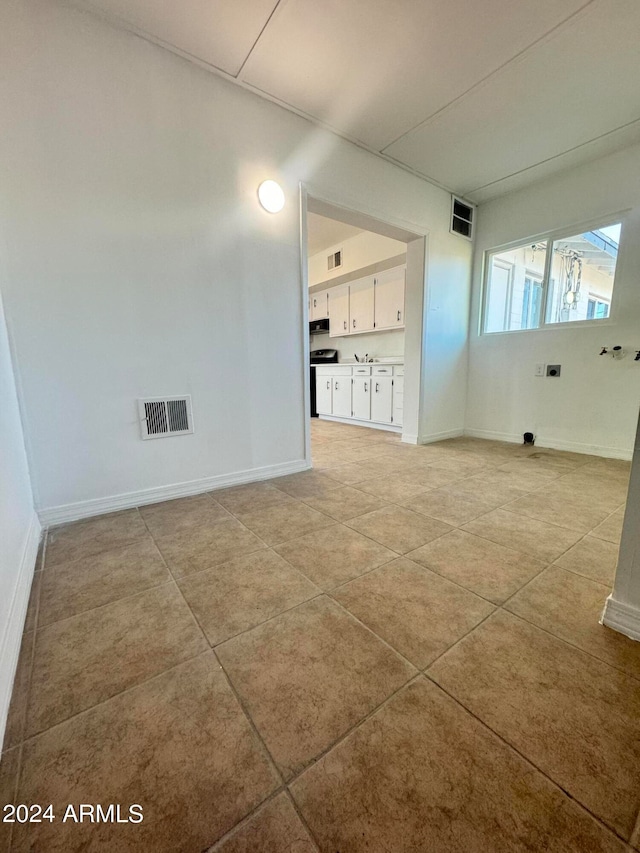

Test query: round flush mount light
[257,180,285,213]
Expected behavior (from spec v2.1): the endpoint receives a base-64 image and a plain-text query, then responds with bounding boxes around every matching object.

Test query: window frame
[480,215,625,336]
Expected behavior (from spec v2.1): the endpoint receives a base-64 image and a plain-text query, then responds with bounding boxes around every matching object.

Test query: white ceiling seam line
[64,0,461,200]
[465,116,640,198]
[235,0,289,81]
[64,0,238,77]
[379,0,599,154]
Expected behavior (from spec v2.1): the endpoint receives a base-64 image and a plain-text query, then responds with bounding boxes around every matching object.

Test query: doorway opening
[300,193,427,467]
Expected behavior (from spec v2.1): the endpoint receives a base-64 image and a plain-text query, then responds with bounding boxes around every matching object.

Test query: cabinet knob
[375,382,379,392]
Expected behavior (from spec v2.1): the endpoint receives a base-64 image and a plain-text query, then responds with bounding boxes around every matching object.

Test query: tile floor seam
[281,788,323,853]
[10,530,47,800]
[204,787,287,852]
[283,674,426,789]
[422,672,635,846]
[136,513,211,648]
[31,576,178,633]
[328,546,503,609]
[218,498,335,550]
[326,594,423,674]
[207,585,325,651]
[4,741,24,853]
[14,648,217,752]
[36,540,176,628]
[497,600,640,686]
[211,647,287,789]
[631,808,640,849]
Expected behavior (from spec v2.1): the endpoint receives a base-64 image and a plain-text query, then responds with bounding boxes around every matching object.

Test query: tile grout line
[284,674,425,790]
[422,673,634,847]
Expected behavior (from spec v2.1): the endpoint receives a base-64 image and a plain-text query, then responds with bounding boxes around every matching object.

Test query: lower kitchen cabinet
[316,375,332,415]
[371,376,393,424]
[332,375,352,418]
[315,364,403,431]
[352,377,371,420]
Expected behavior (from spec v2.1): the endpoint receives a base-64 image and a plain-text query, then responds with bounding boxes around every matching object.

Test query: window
[484,242,548,333]
[483,222,621,333]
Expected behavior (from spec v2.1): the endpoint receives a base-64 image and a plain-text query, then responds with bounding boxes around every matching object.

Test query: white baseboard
[419,428,465,444]
[601,595,640,642]
[38,459,310,526]
[463,428,632,460]
[0,512,41,749]
[318,415,401,434]
[464,428,521,444]
[401,433,418,445]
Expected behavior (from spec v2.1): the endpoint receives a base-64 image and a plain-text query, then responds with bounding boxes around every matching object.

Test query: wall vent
[450,197,474,240]
[138,396,193,440]
[327,248,343,271]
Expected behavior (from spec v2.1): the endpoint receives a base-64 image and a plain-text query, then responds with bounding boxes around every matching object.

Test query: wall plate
[546,364,561,377]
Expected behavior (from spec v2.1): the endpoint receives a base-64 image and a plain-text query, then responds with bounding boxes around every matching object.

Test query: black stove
[310,349,338,417]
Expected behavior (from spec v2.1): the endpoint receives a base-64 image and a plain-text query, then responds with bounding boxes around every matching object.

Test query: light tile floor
[2,420,639,852]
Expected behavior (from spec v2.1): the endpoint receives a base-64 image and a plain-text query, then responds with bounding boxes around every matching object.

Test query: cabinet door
[329,286,349,337]
[374,267,405,329]
[352,377,371,421]
[371,376,393,424]
[392,375,404,427]
[332,376,352,418]
[316,375,332,415]
[311,289,329,320]
[349,277,375,333]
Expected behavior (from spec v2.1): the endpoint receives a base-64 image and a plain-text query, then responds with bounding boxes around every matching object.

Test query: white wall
[0,0,471,520]
[467,144,640,458]
[0,280,39,747]
[308,230,405,287]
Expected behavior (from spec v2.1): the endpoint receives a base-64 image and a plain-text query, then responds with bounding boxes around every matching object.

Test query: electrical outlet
[546,364,561,378]
[534,363,545,377]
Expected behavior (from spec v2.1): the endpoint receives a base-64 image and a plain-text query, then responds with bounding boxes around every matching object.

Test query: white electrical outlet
[534,363,545,377]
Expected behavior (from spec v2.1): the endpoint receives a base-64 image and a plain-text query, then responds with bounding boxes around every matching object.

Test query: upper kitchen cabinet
[329,285,349,337]
[374,267,405,329]
[310,288,329,321]
[349,276,375,334]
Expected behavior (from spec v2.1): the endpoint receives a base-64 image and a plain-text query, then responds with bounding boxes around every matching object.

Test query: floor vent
[450,197,474,240]
[138,396,193,439]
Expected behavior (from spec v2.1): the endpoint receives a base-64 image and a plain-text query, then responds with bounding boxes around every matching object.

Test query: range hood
[309,318,329,335]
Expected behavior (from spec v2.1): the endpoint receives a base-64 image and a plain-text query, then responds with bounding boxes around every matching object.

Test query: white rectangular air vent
[327,249,343,271]
[450,197,474,240]
[138,396,193,440]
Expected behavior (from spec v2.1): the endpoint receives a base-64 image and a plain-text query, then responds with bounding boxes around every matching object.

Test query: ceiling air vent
[450,197,474,240]
[138,396,193,440]
[327,248,343,271]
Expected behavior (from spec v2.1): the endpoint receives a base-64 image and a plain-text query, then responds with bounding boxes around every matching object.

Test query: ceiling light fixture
[257,180,285,213]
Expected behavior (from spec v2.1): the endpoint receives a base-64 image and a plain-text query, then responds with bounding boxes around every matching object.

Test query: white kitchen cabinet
[393,373,404,427]
[310,289,329,320]
[316,364,402,431]
[349,276,375,334]
[352,376,371,420]
[332,375,352,418]
[316,375,332,415]
[329,286,349,337]
[371,376,393,424]
[374,267,405,329]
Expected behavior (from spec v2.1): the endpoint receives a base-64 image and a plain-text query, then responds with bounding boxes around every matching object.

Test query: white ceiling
[74,0,640,202]
[307,214,364,256]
